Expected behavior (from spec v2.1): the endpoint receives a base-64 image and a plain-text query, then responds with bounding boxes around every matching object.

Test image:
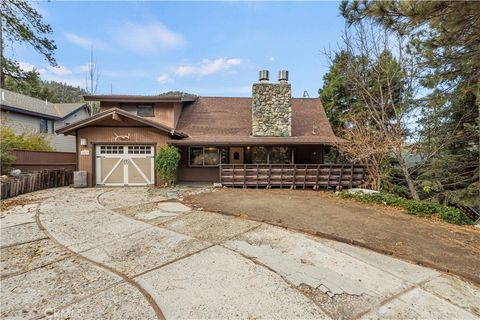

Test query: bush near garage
[339,191,473,225]
[155,145,181,186]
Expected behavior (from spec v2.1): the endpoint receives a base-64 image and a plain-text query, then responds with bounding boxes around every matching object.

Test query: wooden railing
[219,164,364,189]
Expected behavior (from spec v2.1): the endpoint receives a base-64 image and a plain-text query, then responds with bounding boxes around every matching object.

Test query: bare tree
[85,46,99,94]
[84,46,100,114]
[338,23,420,199]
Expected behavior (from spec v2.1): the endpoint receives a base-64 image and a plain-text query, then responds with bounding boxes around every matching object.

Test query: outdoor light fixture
[80,138,87,146]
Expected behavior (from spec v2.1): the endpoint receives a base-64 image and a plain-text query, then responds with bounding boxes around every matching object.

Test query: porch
[174,145,364,188]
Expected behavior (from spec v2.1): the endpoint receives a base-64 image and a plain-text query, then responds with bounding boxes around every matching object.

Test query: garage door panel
[102,158,124,184]
[128,158,151,184]
[96,145,154,186]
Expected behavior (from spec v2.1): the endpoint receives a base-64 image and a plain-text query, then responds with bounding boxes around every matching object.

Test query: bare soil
[185,189,480,284]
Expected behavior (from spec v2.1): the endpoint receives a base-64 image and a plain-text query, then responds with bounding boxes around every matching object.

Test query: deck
[219,164,365,189]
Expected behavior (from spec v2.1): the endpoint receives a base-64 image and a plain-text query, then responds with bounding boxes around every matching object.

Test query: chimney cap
[259,70,269,83]
[278,70,289,83]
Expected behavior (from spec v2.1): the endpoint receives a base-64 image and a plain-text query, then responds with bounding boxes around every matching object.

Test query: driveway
[1,187,479,319]
[187,188,480,284]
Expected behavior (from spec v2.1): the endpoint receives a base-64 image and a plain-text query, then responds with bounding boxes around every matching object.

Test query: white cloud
[47,65,72,76]
[114,22,185,54]
[269,57,275,61]
[156,74,173,84]
[175,58,242,77]
[64,32,110,50]
[17,61,37,72]
[17,61,83,88]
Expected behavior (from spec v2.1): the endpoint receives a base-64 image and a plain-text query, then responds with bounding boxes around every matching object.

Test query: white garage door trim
[95,145,155,186]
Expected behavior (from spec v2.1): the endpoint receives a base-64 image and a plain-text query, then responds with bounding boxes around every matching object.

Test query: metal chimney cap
[278,70,289,83]
[259,70,269,83]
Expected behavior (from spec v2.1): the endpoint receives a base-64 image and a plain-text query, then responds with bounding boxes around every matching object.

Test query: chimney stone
[252,71,292,137]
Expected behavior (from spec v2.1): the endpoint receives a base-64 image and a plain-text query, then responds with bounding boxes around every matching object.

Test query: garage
[95,145,155,186]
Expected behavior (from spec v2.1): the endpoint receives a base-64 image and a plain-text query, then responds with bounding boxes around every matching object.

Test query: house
[57,70,360,187]
[0,89,91,152]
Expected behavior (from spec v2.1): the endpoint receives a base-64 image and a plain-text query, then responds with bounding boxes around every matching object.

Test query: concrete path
[1,187,479,319]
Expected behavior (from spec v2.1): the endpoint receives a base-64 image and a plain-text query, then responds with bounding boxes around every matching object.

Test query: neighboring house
[0,89,91,152]
[57,70,345,187]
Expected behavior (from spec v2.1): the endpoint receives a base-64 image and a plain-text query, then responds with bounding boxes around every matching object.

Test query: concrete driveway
[1,187,479,319]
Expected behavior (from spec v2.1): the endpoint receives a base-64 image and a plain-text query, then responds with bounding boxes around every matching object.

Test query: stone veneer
[252,82,292,137]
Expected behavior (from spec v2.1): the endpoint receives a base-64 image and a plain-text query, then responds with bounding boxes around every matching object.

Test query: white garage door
[95,145,155,186]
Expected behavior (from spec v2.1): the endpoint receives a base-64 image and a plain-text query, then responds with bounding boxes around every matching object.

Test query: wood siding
[77,126,169,186]
[100,101,179,128]
[10,150,76,172]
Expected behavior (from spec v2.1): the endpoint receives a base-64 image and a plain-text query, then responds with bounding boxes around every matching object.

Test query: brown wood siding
[10,150,76,172]
[100,102,176,128]
[77,126,169,187]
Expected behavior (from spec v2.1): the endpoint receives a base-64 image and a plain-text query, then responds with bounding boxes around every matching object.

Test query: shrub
[155,145,181,186]
[339,191,473,225]
[0,124,53,174]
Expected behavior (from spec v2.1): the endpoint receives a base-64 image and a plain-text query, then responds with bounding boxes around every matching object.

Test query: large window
[39,118,54,133]
[189,147,220,167]
[269,147,292,164]
[252,147,268,164]
[251,147,292,164]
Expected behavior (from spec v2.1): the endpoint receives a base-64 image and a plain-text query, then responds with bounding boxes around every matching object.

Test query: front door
[95,145,155,186]
[229,147,244,164]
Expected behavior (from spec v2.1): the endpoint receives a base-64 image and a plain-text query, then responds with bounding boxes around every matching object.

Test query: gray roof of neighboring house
[0,89,89,120]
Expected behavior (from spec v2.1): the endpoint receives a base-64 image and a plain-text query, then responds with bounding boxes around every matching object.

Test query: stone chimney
[252,70,292,137]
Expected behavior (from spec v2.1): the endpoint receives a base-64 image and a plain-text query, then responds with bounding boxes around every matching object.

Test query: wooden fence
[10,149,76,172]
[219,164,365,189]
[1,170,73,200]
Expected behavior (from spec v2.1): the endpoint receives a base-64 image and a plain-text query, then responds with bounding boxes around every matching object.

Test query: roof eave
[56,108,187,138]
[0,104,61,120]
[83,95,198,103]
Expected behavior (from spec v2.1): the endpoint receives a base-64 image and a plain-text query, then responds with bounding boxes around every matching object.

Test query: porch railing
[219,164,365,189]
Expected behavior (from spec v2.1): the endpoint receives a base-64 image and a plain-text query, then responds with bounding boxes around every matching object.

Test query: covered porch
[172,143,363,188]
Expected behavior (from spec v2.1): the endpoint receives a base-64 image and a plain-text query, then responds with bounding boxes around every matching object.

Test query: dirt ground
[186,189,480,284]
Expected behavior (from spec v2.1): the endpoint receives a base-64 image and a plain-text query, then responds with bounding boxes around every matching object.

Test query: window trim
[39,118,54,134]
[188,146,221,167]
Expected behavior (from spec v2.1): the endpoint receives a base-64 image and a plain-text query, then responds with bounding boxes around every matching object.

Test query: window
[128,146,152,155]
[100,146,124,154]
[251,147,292,164]
[137,105,154,117]
[269,147,292,164]
[120,104,154,117]
[252,147,269,164]
[39,118,54,133]
[189,147,220,167]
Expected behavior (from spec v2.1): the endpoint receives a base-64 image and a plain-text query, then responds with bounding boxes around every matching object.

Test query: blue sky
[8,1,346,97]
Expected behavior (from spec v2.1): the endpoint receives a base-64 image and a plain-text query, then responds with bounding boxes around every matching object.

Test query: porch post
[291,148,295,164]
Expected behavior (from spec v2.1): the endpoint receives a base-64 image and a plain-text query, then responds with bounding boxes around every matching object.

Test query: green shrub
[155,145,181,186]
[339,191,473,225]
[0,124,53,174]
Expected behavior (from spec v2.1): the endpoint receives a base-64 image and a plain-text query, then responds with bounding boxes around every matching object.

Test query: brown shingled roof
[169,97,340,145]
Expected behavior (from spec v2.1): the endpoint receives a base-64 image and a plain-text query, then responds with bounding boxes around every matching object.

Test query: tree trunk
[0,15,4,89]
[394,149,419,200]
